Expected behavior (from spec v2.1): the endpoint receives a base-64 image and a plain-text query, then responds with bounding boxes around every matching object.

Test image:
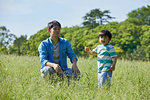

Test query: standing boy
[85,30,117,88]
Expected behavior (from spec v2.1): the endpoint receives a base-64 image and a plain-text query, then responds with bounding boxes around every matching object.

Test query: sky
[0,0,150,38]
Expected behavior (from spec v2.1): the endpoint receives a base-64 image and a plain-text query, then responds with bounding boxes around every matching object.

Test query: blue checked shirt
[38,37,77,70]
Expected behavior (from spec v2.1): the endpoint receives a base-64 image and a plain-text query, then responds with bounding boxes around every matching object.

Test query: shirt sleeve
[92,46,98,53]
[38,42,48,66]
[66,40,78,63]
[109,46,117,57]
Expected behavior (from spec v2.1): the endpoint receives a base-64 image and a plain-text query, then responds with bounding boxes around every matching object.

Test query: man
[38,20,80,78]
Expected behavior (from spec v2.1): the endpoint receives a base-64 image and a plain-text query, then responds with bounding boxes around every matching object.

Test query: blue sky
[0,0,149,38]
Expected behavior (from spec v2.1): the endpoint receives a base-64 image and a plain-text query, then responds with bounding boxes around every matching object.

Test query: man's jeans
[41,66,79,78]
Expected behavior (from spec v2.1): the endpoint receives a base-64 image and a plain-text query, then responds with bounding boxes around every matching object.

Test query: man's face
[49,25,61,38]
[99,35,110,45]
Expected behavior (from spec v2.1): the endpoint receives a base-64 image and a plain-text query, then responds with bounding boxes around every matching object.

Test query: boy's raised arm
[85,47,96,55]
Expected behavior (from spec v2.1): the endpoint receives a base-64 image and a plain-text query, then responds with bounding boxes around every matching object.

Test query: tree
[116,22,141,52]
[140,25,150,60]
[126,5,150,25]
[13,35,27,55]
[0,26,16,48]
[82,8,114,29]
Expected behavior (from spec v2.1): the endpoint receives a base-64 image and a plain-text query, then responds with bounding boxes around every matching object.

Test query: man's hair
[47,20,61,29]
[98,30,112,40]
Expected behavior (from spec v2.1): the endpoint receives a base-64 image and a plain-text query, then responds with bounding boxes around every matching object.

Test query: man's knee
[41,66,56,78]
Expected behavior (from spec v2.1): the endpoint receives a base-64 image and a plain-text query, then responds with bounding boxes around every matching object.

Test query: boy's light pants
[98,71,112,88]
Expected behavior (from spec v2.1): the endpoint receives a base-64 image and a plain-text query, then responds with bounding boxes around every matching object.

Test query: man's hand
[53,64,64,74]
[45,62,63,73]
[72,63,80,75]
[72,59,80,75]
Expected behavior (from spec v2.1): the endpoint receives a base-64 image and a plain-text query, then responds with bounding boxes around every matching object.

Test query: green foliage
[0,26,16,54]
[0,26,16,48]
[140,25,150,60]
[1,6,150,60]
[124,46,146,61]
[16,21,149,60]
[13,35,27,55]
[22,28,49,56]
[126,5,150,25]
[116,22,141,52]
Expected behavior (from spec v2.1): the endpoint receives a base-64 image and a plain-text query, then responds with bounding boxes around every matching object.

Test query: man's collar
[58,37,63,43]
[49,37,63,43]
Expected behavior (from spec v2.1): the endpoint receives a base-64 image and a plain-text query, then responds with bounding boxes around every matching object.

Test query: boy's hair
[47,20,61,29]
[98,30,112,40]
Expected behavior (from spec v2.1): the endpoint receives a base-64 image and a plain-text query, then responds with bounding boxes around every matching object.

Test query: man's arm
[45,62,63,73]
[38,42,49,66]
[65,40,80,74]
[71,58,80,74]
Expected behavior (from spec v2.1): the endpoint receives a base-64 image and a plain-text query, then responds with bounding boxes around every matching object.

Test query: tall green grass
[0,55,150,100]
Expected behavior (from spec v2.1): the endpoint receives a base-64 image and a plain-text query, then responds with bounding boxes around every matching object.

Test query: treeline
[0,5,150,60]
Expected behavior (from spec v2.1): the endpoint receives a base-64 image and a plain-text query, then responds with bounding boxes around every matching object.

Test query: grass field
[0,55,150,100]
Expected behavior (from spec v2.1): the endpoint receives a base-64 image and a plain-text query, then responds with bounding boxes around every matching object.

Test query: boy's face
[49,25,61,38]
[99,35,110,45]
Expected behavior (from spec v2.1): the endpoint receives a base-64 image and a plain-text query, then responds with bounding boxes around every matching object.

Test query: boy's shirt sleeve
[109,46,117,57]
[92,46,98,54]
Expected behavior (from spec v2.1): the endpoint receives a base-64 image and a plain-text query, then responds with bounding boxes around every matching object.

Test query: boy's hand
[85,47,90,52]
[85,47,96,54]
[109,56,117,71]
[109,65,115,71]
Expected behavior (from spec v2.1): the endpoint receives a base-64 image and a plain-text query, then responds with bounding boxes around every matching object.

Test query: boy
[85,30,117,88]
